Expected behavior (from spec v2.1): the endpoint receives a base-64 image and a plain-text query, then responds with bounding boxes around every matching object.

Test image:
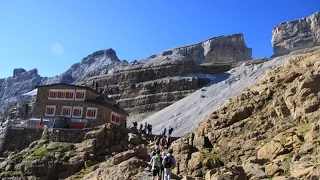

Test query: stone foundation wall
[47,128,93,143]
[0,126,95,156]
[0,126,43,156]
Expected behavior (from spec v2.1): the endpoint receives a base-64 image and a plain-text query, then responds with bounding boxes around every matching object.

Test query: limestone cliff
[140,33,252,65]
[272,11,320,56]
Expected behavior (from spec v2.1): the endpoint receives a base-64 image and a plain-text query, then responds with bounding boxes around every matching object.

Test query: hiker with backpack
[149,149,163,180]
[160,136,168,150]
[162,149,176,180]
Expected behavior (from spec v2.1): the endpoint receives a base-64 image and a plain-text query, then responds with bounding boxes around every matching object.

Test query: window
[72,107,83,118]
[75,90,86,101]
[45,105,56,117]
[48,90,57,99]
[61,106,72,117]
[65,91,75,99]
[86,107,98,119]
[110,112,121,125]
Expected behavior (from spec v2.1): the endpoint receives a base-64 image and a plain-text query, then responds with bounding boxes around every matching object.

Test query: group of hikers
[133,121,153,134]
[149,126,176,180]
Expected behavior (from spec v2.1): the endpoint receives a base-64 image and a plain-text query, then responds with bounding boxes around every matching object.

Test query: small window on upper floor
[45,105,56,117]
[75,90,86,101]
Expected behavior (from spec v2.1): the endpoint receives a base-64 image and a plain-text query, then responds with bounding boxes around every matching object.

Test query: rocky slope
[0,124,152,180]
[169,47,320,179]
[272,11,320,56]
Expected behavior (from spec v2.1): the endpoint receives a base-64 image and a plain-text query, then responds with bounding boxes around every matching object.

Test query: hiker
[148,124,153,134]
[145,122,148,132]
[168,127,173,137]
[154,141,160,152]
[133,121,138,128]
[162,149,177,180]
[139,123,143,131]
[149,150,163,180]
[163,127,167,136]
[160,136,168,150]
[39,118,43,127]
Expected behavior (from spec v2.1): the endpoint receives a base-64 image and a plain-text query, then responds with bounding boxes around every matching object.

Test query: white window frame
[75,90,86,101]
[64,89,75,100]
[72,107,83,118]
[61,106,72,117]
[86,107,98,119]
[48,89,58,100]
[45,105,56,117]
[110,112,121,125]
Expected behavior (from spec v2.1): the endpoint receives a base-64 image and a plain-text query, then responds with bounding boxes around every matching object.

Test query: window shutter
[49,91,53,97]
[76,92,80,98]
[87,110,91,116]
[73,109,77,116]
[57,92,61,98]
[66,92,70,98]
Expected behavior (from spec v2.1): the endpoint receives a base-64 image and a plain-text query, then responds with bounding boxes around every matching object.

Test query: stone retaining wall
[0,126,94,156]
[0,126,43,156]
[47,128,93,143]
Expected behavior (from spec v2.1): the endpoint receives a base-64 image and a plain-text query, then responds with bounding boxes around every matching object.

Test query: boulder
[111,150,137,165]
[265,163,281,176]
[241,163,267,179]
[257,140,285,160]
[188,152,203,175]
[124,133,142,145]
[290,162,315,178]
[171,137,191,154]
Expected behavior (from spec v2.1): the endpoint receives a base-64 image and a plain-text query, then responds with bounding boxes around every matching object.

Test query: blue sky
[0,0,319,78]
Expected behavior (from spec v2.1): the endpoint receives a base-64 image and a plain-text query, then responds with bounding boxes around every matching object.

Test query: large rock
[241,163,267,179]
[257,140,285,160]
[110,150,137,165]
[272,11,320,56]
[124,133,142,146]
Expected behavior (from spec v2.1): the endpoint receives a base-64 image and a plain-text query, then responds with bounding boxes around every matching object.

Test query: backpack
[163,155,172,168]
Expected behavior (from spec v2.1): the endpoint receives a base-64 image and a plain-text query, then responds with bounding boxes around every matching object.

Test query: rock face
[0,69,43,113]
[140,33,252,65]
[272,11,320,56]
[13,68,27,77]
[50,48,128,84]
[171,47,320,179]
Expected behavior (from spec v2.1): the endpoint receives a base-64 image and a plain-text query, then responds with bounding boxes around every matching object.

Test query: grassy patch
[2,171,22,177]
[279,136,287,145]
[74,168,91,179]
[25,142,76,161]
[201,149,224,169]
[298,124,310,136]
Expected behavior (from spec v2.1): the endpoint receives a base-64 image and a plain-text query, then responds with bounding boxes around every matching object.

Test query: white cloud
[50,42,64,55]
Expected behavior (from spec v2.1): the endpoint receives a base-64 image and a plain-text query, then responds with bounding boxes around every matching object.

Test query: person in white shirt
[162,149,177,180]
